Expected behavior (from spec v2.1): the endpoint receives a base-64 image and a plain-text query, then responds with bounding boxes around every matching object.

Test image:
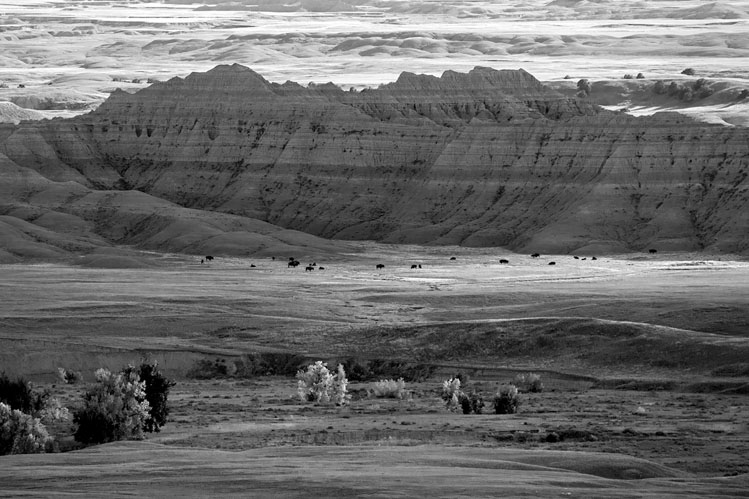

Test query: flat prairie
[1,245,748,497]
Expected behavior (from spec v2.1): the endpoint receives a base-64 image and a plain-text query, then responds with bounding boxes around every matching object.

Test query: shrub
[636,73,645,79]
[515,373,544,393]
[370,378,407,399]
[459,391,485,415]
[122,362,174,433]
[681,67,696,76]
[57,367,82,385]
[73,368,150,445]
[623,74,633,79]
[441,377,463,412]
[738,89,749,100]
[0,402,52,455]
[492,384,520,414]
[0,372,48,415]
[653,80,667,94]
[296,361,349,406]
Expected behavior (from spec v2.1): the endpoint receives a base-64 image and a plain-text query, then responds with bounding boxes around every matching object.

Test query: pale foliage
[0,402,52,455]
[74,368,151,443]
[441,377,463,411]
[370,378,407,399]
[296,361,349,405]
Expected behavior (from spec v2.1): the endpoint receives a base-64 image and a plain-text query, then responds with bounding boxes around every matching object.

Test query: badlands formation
[1,64,749,260]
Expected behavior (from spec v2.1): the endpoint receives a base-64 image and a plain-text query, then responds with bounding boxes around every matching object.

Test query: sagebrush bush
[73,368,150,444]
[0,402,52,455]
[493,384,520,414]
[296,361,349,405]
[122,361,174,433]
[370,378,407,399]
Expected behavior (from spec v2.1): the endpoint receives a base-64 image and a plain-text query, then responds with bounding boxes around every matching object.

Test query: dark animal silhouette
[531,253,540,258]
[288,260,300,268]
[573,256,579,260]
[376,264,385,269]
[418,264,422,269]
[305,266,314,272]
[450,257,456,260]
[318,267,325,270]
[592,257,597,260]
[649,249,658,254]
[548,261,556,265]
[250,264,256,268]
[499,259,509,264]
[200,259,204,264]
[581,258,586,261]
[289,257,295,261]
[205,255,214,261]
[411,264,418,269]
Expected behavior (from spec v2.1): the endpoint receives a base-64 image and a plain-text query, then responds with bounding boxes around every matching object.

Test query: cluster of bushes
[0,373,68,455]
[187,353,309,379]
[341,358,435,383]
[623,73,645,79]
[186,354,436,383]
[0,361,174,455]
[439,372,543,415]
[652,78,714,102]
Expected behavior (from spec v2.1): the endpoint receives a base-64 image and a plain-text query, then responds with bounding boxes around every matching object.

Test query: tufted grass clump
[493,384,521,414]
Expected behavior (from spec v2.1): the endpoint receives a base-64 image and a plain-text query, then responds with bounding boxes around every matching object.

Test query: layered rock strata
[2,64,748,254]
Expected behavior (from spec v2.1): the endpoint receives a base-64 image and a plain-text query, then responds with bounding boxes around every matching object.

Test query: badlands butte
[1,63,748,262]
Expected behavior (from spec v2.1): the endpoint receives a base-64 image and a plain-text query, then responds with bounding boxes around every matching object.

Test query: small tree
[636,73,645,79]
[122,361,174,433]
[653,80,666,94]
[441,377,463,412]
[296,361,349,406]
[0,372,48,415]
[681,67,696,76]
[493,384,521,414]
[0,402,52,455]
[73,368,150,445]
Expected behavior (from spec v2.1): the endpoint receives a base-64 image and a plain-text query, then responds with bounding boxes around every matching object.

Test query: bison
[305,266,314,271]
[548,261,556,265]
[531,253,540,258]
[499,259,509,264]
[376,264,385,269]
[205,255,214,261]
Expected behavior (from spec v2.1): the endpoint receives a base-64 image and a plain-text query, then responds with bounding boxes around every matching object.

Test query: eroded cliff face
[2,64,748,254]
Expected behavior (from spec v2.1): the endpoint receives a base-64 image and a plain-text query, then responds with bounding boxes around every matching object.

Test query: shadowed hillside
[1,64,748,257]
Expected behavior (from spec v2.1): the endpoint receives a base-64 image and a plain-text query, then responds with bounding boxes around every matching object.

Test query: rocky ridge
[1,63,748,257]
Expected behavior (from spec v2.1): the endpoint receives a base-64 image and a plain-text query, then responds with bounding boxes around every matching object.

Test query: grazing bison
[318,267,325,270]
[205,255,214,261]
[411,264,418,269]
[581,257,587,261]
[305,266,314,272]
[418,264,422,269]
[499,259,509,264]
[250,264,256,268]
[649,249,658,254]
[531,253,540,258]
[288,260,300,268]
[573,256,579,260]
[450,257,456,260]
[592,257,597,261]
[376,264,385,269]
[548,261,556,265]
